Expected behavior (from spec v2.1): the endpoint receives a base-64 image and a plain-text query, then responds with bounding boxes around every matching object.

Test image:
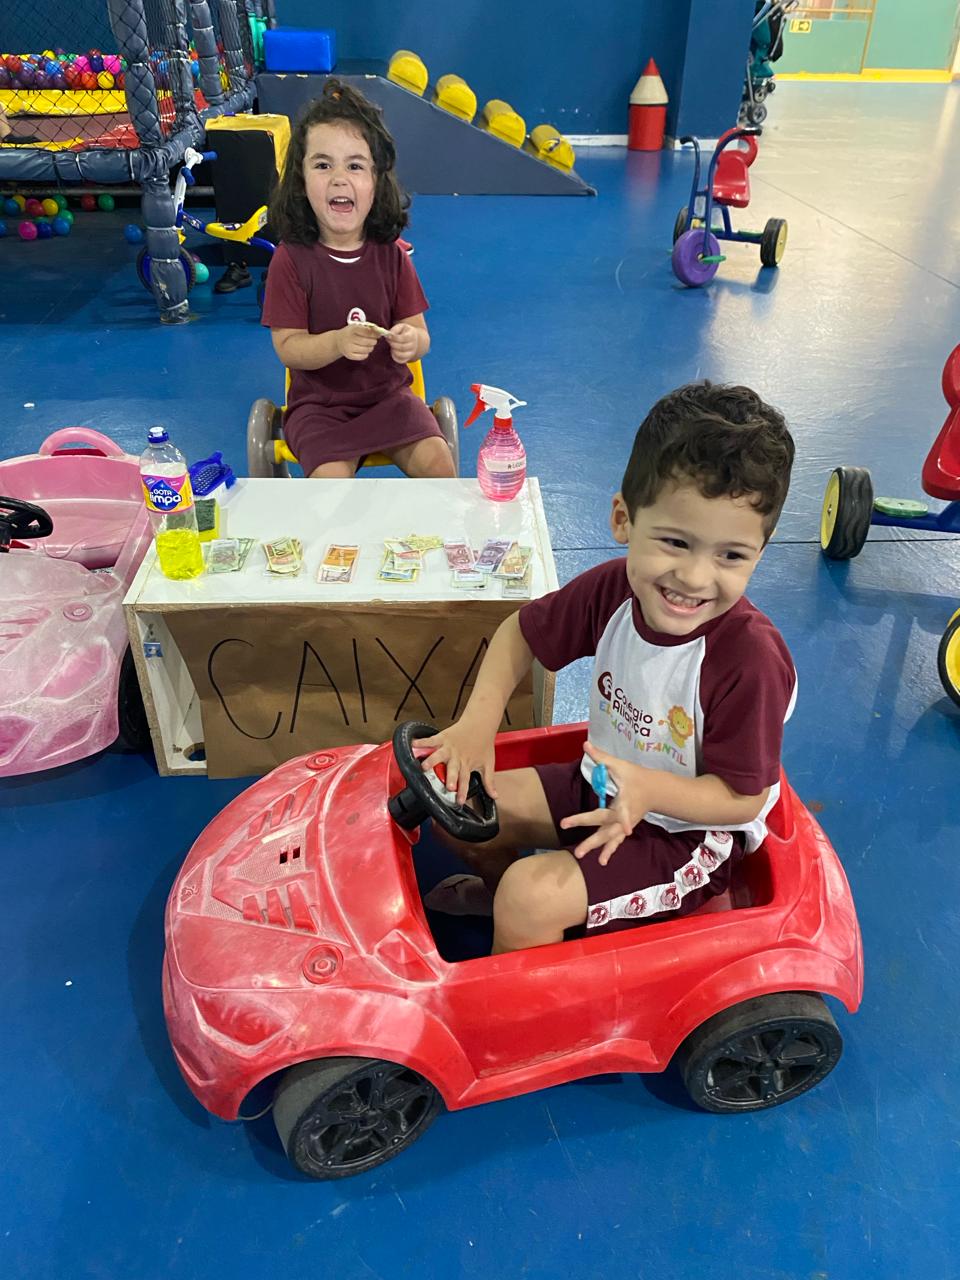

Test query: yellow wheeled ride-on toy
[247,360,460,479]
[820,342,960,708]
[135,147,275,296]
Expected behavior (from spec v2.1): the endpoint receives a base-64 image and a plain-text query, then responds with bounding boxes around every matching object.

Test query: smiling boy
[418,382,797,953]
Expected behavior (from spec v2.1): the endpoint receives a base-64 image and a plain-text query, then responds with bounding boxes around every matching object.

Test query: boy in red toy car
[419,382,797,952]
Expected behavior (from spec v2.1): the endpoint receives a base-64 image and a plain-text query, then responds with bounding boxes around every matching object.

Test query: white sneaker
[423,874,494,917]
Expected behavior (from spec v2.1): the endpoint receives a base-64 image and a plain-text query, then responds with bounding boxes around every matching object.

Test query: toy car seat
[711,128,758,209]
[247,359,460,479]
[0,429,144,570]
[921,343,960,501]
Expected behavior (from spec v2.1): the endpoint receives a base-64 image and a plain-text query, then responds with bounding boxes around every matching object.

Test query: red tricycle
[820,341,960,707]
[672,127,788,287]
[163,719,862,1180]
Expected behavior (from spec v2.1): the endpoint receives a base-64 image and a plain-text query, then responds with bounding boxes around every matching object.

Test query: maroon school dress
[260,239,443,473]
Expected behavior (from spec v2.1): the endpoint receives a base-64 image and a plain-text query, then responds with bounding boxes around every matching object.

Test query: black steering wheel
[0,496,54,551]
[388,721,499,843]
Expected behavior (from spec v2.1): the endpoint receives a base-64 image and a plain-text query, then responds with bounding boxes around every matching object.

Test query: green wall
[864,0,958,68]
[778,18,870,74]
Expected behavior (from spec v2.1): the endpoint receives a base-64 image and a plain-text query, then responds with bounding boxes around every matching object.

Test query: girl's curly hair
[271,79,410,245]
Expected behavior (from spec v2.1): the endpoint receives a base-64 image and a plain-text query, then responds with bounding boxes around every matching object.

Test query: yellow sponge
[481,99,526,148]
[433,73,477,123]
[526,124,575,172]
[388,49,429,96]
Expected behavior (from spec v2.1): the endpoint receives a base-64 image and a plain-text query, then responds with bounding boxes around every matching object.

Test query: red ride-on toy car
[163,720,862,1180]
[820,342,960,707]
[672,127,788,287]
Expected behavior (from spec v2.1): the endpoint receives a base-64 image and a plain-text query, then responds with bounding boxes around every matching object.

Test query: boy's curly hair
[271,79,410,245]
[620,382,795,540]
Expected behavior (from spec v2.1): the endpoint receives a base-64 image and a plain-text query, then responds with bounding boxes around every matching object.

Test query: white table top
[124,476,559,608]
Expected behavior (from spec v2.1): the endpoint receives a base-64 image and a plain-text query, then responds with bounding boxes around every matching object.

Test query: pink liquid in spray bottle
[465,383,527,502]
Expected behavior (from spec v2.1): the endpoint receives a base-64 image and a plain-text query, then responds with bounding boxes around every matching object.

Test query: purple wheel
[672,228,721,287]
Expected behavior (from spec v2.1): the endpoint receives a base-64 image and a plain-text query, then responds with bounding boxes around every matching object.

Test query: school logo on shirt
[347,306,367,325]
[596,668,691,765]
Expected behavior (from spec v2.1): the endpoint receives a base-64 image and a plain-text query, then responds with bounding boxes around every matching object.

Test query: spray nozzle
[465,383,527,427]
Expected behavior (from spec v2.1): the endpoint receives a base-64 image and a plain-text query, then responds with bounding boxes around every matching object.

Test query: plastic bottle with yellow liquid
[139,426,204,579]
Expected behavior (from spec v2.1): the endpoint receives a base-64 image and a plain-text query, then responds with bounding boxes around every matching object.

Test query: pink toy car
[163,719,863,1180]
[0,428,153,776]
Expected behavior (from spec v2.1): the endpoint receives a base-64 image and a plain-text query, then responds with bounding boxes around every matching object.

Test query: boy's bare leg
[388,436,456,478]
[309,459,358,478]
[492,849,588,954]
[429,766,560,890]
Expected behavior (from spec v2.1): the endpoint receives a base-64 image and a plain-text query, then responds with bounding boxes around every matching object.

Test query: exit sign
[789,17,813,33]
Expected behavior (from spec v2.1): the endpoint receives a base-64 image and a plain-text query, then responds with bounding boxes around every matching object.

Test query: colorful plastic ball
[18,64,36,86]
[6,55,22,74]
[0,67,10,89]
[194,261,210,283]
[60,209,75,225]
[80,72,97,90]
[34,71,49,89]
[103,55,121,75]
[97,71,114,89]
[49,70,65,88]
[80,194,96,211]
[25,199,44,217]
[42,49,55,60]
[0,221,7,238]
[36,221,53,239]
[116,71,125,88]
[97,194,115,211]
[123,223,144,244]
[41,198,59,217]
[18,221,38,241]
[4,198,19,216]
[191,61,200,80]
[64,65,81,88]
[51,216,71,236]
[12,194,26,212]
[74,55,89,73]
[54,194,68,210]
[89,53,104,73]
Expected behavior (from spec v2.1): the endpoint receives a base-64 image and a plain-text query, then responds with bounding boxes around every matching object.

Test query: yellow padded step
[481,99,526,148]
[525,123,575,172]
[388,50,429,96]
[432,74,477,123]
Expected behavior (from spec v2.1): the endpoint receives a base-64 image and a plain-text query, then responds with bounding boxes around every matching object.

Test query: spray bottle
[465,383,527,502]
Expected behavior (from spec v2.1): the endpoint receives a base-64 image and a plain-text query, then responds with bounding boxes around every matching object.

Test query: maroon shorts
[535,760,745,935]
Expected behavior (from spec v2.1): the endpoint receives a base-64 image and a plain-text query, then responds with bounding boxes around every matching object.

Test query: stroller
[739,0,798,127]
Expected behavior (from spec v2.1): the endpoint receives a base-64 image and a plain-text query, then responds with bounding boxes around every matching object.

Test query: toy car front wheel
[672,228,722,287]
[116,646,152,754]
[938,607,960,708]
[672,206,689,245]
[820,465,874,559]
[136,246,198,293]
[678,992,842,1113]
[760,217,788,267]
[273,1057,442,1179]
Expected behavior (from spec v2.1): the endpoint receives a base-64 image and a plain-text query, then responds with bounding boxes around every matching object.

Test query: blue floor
[2,83,960,1278]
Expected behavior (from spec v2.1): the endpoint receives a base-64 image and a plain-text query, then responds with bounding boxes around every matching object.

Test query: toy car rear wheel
[116,646,152,754]
[672,228,721,287]
[820,465,874,559]
[431,396,460,475]
[273,1057,442,1179]
[937,607,960,708]
[247,398,289,478]
[672,206,689,245]
[678,992,842,1113]
[760,217,788,267]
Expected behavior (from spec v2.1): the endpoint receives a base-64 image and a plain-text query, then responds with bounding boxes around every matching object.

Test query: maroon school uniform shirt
[519,558,797,850]
[261,239,429,413]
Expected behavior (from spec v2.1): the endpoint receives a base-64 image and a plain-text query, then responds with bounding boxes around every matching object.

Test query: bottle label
[483,457,525,474]
[142,473,194,513]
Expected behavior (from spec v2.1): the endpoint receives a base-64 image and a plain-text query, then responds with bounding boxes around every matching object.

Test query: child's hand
[336,324,379,362]
[413,721,497,806]
[559,742,651,866]
[386,323,419,365]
